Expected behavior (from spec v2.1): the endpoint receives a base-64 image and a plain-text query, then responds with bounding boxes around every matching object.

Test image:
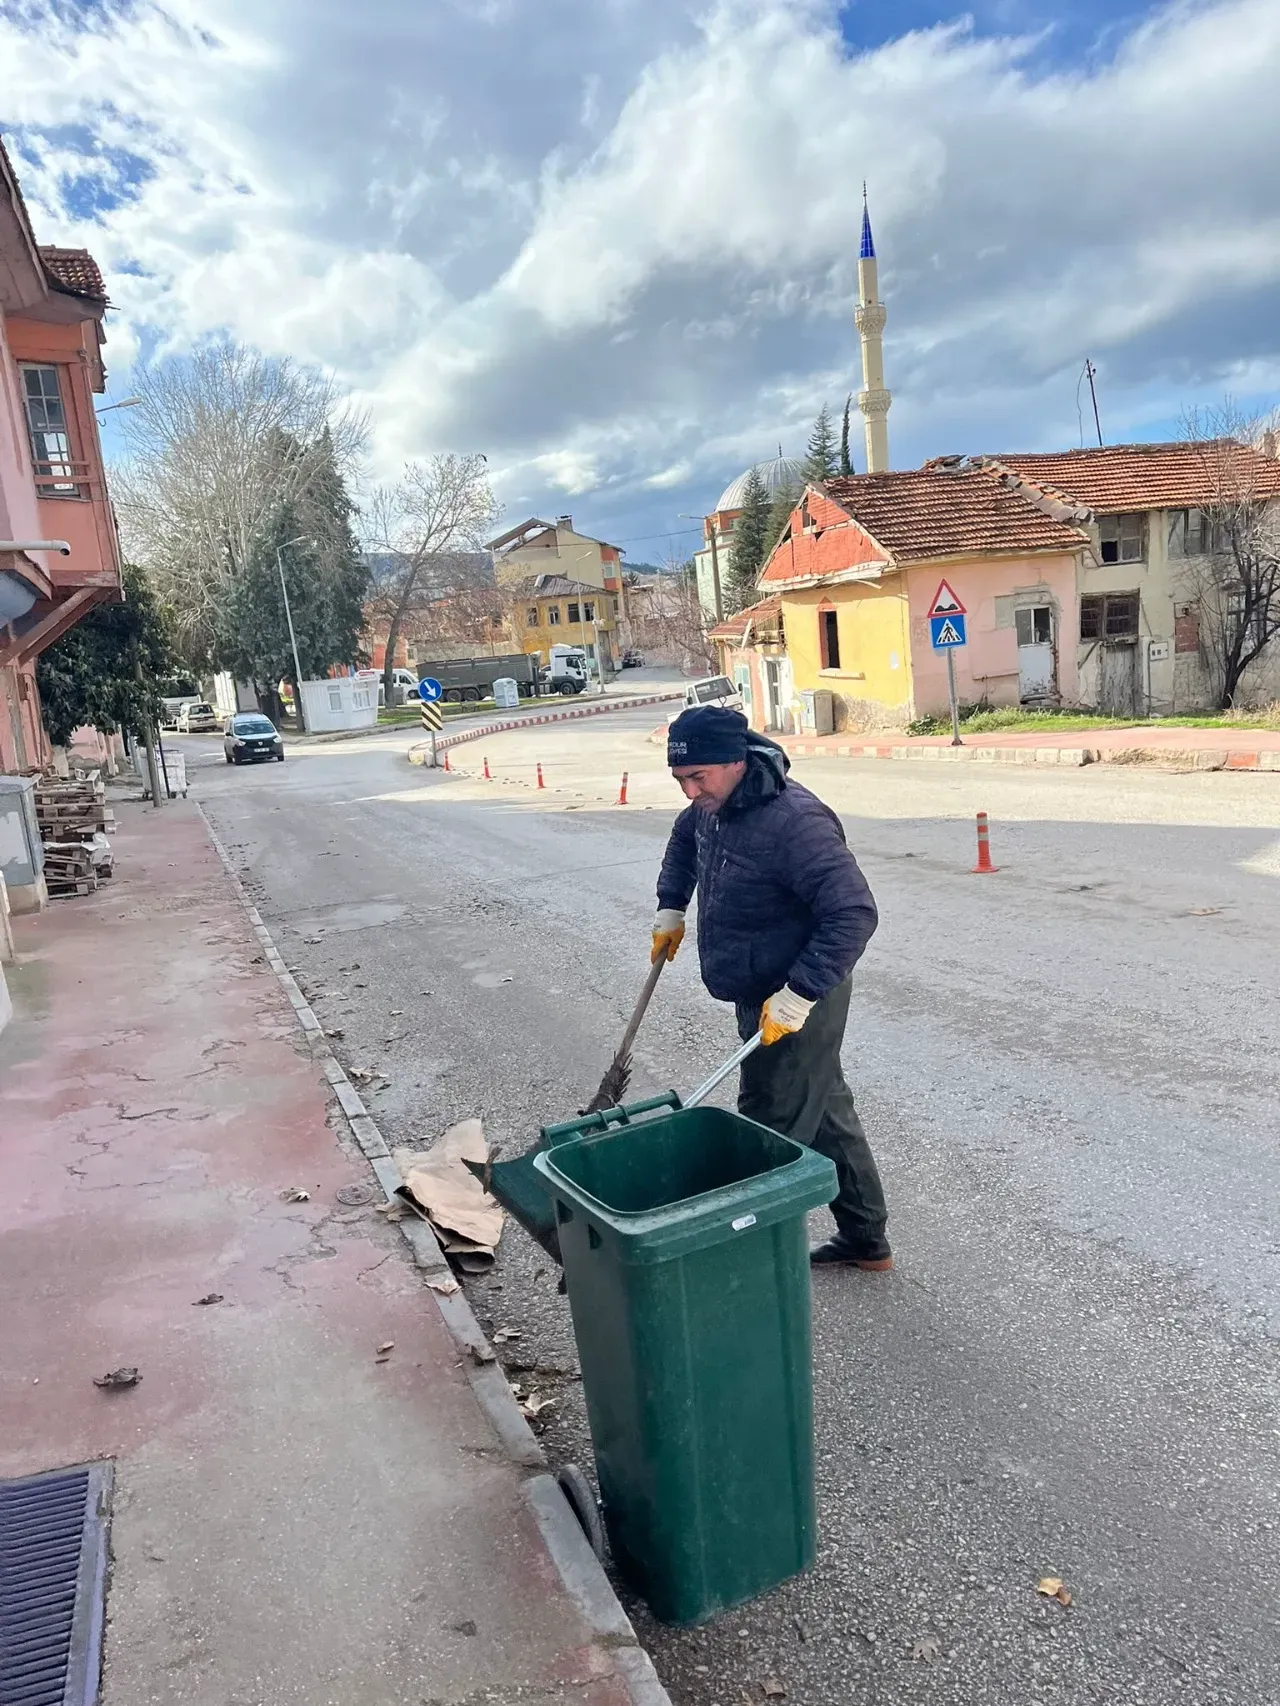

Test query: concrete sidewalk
[0,801,666,1706]
[781,721,1280,770]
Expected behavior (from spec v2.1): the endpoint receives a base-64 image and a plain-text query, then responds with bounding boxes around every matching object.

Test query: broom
[581,954,667,1114]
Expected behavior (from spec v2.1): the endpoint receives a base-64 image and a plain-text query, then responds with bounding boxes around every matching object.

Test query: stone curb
[407,690,684,765]
[196,805,671,1706]
[780,740,1279,771]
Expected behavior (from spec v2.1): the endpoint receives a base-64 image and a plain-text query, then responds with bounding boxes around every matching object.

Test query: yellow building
[507,573,621,677]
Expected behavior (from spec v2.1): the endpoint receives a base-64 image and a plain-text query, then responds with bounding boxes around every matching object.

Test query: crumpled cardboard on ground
[393,1119,504,1272]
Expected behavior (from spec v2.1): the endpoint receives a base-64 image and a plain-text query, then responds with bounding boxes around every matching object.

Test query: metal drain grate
[0,1463,113,1706]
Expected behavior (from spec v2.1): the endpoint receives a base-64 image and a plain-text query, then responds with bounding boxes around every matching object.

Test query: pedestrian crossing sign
[929,613,967,649]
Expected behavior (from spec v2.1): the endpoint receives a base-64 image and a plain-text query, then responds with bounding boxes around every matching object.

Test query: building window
[20,364,79,495]
[567,601,580,623]
[819,608,841,670]
[582,600,594,622]
[526,607,539,626]
[1097,513,1146,564]
[1014,606,1053,646]
[327,685,343,711]
[1169,508,1231,557]
[547,605,561,626]
[1080,592,1140,641]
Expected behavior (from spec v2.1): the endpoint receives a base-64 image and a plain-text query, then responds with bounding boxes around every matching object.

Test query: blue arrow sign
[418,677,444,702]
[929,613,967,649]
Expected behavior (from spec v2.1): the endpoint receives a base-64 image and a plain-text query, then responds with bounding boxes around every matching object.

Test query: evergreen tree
[804,403,838,484]
[725,466,771,612]
[764,481,801,563]
[36,563,175,748]
[839,394,853,476]
[214,432,370,714]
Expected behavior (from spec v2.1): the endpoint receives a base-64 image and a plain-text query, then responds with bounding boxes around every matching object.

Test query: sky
[3,0,1280,563]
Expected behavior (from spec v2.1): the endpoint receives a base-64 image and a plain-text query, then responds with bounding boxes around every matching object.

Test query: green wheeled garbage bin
[533,1099,838,1626]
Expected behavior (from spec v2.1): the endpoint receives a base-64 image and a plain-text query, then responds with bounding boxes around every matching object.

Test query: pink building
[0,138,123,773]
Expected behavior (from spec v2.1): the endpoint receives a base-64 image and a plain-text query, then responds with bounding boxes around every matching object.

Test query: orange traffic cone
[536,762,545,789]
[443,749,451,772]
[971,811,998,873]
[483,756,492,781]
[617,771,629,805]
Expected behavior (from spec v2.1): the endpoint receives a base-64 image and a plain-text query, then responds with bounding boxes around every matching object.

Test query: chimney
[556,514,573,531]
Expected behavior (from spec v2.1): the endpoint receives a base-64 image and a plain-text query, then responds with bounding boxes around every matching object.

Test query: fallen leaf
[1189,907,1221,917]
[193,1293,224,1306]
[451,1619,478,1637]
[377,1341,395,1354]
[302,935,324,944]
[325,1028,345,1040]
[427,1276,460,1295]
[280,1186,311,1203]
[1036,1576,1073,1605]
[520,1394,557,1419]
[390,1009,403,1016]
[498,974,514,984]
[94,1366,141,1390]
[375,1200,407,1219]
[761,1680,787,1698]
[911,1636,940,1663]
[469,1344,497,1366]
[492,1328,522,1343]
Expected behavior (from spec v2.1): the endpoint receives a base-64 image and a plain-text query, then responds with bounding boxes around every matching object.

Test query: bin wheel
[556,1462,605,1561]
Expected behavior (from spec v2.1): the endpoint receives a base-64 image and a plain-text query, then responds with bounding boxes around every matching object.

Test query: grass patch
[905,701,1280,737]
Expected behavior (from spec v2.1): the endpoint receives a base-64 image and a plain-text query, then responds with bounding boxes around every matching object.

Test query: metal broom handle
[683,1032,763,1109]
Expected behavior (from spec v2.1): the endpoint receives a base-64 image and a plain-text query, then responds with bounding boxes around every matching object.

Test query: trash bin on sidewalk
[533,1102,837,1625]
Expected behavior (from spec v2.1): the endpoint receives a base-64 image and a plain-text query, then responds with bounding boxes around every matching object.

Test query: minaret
[855,188,891,473]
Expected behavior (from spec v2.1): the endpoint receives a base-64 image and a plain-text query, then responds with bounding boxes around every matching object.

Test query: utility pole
[707,523,723,624]
[276,535,309,733]
[1085,359,1104,447]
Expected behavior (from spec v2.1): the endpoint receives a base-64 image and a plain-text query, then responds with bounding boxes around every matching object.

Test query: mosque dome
[715,454,806,513]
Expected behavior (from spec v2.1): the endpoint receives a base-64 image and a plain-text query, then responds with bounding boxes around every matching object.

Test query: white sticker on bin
[731,1214,757,1232]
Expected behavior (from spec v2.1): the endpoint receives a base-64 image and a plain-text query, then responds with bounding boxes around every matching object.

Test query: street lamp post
[94,397,143,418]
[276,533,310,733]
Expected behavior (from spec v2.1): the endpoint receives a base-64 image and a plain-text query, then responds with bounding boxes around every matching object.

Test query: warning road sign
[419,698,444,732]
[929,613,967,649]
[928,579,966,618]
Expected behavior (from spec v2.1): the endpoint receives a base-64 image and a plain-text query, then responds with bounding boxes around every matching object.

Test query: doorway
[1015,605,1055,702]
[1099,642,1139,714]
[764,658,784,731]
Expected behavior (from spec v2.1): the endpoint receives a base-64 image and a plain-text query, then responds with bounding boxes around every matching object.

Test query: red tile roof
[985,441,1280,514]
[709,594,780,640]
[761,464,1088,582]
[39,246,107,301]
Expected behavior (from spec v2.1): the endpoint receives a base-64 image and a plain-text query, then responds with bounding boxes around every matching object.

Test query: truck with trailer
[412,648,589,701]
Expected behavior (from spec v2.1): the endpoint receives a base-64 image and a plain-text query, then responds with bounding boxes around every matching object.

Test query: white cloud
[2,0,1279,544]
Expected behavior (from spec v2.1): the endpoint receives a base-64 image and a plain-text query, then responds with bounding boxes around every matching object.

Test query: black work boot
[809,1237,894,1271]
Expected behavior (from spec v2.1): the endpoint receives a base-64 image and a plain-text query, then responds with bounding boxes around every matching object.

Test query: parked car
[620,648,646,668]
[665,674,743,723]
[224,712,285,764]
[177,701,220,733]
[161,694,201,729]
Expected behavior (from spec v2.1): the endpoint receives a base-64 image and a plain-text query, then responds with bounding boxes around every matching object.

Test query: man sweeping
[652,704,891,1270]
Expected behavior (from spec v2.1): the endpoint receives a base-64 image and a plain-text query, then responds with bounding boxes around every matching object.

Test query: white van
[666,674,743,724]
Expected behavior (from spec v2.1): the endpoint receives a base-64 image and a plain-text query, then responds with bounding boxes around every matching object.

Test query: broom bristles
[582,1050,632,1115]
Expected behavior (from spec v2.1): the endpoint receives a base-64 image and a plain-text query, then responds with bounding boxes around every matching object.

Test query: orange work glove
[651,909,686,964]
[760,986,816,1046]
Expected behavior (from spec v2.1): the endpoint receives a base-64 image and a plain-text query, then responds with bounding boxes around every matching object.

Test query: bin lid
[534,1106,837,1266]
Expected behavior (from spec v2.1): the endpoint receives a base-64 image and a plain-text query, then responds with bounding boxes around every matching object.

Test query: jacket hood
[722,732,789,816]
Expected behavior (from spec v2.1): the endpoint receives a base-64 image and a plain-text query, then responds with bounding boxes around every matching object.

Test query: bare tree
[628,557,716,675]
[363,457,500,704]
[1180,402,1280,708]
[114,343,366,663]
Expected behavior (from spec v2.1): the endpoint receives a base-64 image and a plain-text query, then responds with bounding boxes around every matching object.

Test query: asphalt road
[184,714,1280,1706]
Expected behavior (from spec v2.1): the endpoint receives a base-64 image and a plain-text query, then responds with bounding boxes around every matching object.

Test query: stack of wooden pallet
[42,840,98,898]
[36,772,115,898]
[35,772,114,840]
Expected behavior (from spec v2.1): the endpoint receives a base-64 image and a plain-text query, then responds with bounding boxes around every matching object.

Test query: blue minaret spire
[860,181,875,260]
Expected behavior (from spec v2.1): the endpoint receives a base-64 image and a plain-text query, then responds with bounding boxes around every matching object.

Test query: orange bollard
[971,811,999,873]
[617,771,629,805]
[443,749,451,772]
[483,756,492,781]
[536,762,545,789]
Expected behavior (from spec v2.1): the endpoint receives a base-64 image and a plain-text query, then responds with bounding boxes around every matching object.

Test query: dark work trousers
[735,976,889,1259]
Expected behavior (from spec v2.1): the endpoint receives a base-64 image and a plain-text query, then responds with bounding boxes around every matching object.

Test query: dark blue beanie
[667,705,749,767]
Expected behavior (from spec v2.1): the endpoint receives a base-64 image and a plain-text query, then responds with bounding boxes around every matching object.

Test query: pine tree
[764,481,801,564]
[804,403,838,484]
[839,394,853,477]
[724,466,771,613]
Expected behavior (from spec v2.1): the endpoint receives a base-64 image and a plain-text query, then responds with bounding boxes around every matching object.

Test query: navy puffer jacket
[656,734,878,1008]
